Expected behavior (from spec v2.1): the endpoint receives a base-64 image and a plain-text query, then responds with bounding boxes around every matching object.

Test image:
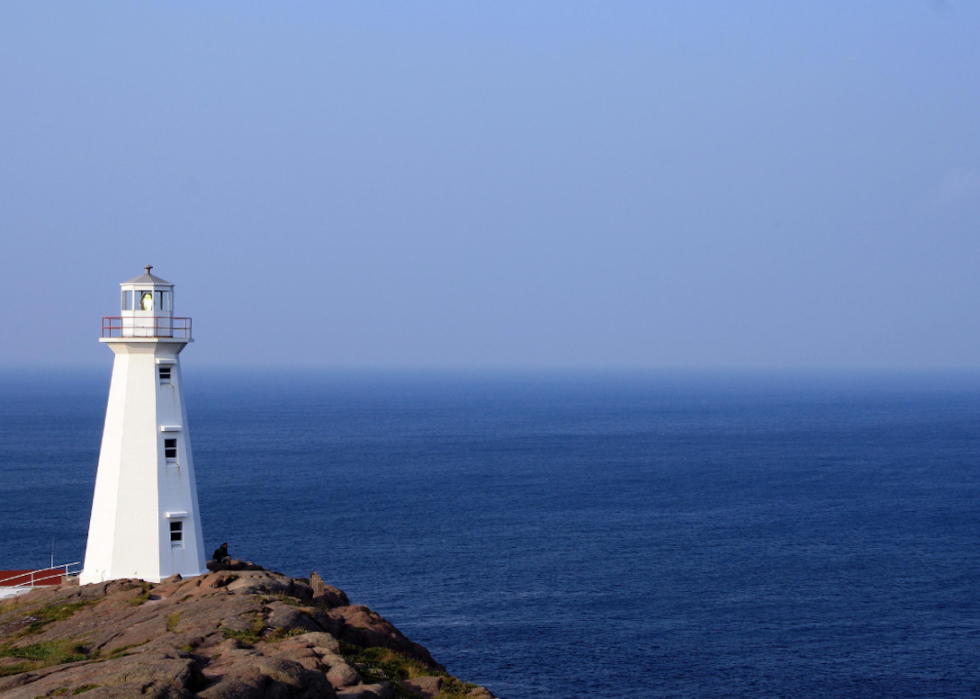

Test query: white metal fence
[0,562,82,599]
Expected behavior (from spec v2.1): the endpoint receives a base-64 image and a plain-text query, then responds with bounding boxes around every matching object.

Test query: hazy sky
[2,2,979,369]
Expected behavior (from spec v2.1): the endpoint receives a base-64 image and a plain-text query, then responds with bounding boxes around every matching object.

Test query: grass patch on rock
[339,642,433,681]
[91,641,147,661]
[0,597,30,616]
[0,639,88,676]
[266,626,309,643]
[128,582,152,606]
[17,600,98,637]
[265,594,304,608]
[436,677,482,698]
[220,613,266,647]
[0,660,31,678]
[338,642,479,698]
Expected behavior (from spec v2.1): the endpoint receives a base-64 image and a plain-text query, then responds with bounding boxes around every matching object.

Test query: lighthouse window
[154,290,172,312]
[164,438,177,461]
[170,520,183,543]
[159,366,172,384]
[121,290,133,311]
[139,291,154,311]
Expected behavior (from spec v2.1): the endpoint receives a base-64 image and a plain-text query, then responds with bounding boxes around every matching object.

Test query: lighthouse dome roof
[122,265,173,286]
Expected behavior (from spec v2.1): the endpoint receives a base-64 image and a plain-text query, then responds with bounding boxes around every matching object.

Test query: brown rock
[0,565,468,699]
[335,682,394,699]
[312,585,350,609]
[199,657,335,699]
[225,571,295,596]
[327,606,443,671]
[317,650,347,668]
[200,572,240,589]
[303,607,344,638]
[276,645,317,661]
[0,654,199,699]
[267,601,324,634]
[206,559,265,572]
[295,631,340,653]
[196,677,267,699]
[402,675,443,698]
[278,637,313,651]
[325,662,361,688]
[295,656,325,672]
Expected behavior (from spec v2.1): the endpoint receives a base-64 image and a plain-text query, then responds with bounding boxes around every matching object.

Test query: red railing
[0,562,81,589]
[102,317,193,339]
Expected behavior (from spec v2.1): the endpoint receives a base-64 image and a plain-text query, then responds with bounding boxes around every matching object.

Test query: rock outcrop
[0,563,496,699]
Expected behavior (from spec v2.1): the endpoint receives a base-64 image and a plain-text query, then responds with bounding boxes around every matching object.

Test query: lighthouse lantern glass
[155,290,172,311]
[120,289,171,313]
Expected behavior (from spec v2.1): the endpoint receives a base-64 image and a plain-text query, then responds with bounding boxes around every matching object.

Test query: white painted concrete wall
[80,338,207,584]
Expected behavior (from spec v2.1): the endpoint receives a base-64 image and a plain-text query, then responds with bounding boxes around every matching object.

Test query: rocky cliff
[0,563,497,699]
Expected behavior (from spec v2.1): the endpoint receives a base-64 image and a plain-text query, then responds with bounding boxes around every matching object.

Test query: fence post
[309,571,326,598]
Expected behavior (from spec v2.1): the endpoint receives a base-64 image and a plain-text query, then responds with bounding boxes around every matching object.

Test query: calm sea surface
[1,370,979,699]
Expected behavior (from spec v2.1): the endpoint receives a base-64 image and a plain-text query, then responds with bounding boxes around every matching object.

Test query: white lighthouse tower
[80,266,207,584]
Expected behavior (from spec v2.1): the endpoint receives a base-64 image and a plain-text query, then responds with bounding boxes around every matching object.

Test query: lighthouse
[79,267,207,584]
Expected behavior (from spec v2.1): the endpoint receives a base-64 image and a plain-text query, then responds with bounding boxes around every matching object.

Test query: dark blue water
[2,370,979,698]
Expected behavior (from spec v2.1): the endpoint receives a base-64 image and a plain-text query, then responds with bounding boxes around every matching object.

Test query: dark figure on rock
[212,542,229,562]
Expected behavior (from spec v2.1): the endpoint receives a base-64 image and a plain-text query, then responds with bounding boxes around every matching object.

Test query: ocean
[1,370,978,698]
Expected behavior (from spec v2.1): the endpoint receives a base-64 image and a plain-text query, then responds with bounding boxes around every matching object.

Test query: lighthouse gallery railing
[102,317,192,339]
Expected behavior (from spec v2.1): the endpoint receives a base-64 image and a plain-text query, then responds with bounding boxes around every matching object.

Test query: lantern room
[102,265,192,339]
[121,265,172,314]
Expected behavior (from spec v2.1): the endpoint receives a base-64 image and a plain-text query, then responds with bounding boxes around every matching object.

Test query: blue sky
[1,2,979,369]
